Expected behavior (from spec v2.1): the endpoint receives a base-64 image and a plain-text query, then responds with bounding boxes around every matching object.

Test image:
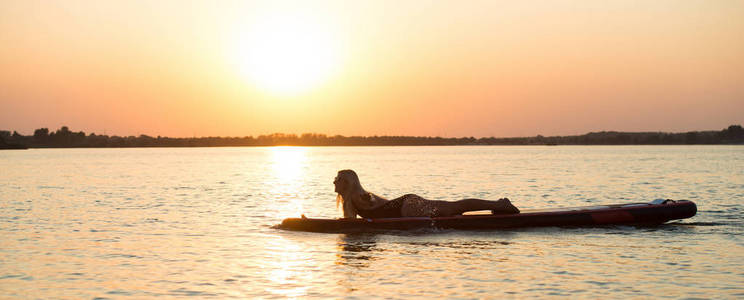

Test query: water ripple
[0,146,742,298]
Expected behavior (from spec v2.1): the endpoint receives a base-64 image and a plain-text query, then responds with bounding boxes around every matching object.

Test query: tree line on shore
[1,125,742,149]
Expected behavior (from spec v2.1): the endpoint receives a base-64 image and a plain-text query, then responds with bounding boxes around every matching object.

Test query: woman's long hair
[336,193,344,209]
[335,170,387,216]
[336,169,365,209]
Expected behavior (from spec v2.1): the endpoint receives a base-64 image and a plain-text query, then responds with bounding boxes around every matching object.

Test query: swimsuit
[354,194,411,219]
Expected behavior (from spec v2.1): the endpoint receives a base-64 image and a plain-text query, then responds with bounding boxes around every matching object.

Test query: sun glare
[270,146,307,182]
[269,146,307,218]
[234,14,341,95]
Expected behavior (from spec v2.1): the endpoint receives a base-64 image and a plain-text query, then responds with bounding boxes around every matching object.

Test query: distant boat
[545,142,558,146]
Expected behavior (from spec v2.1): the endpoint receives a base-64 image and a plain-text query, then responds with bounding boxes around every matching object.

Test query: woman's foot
[492,198,520,215]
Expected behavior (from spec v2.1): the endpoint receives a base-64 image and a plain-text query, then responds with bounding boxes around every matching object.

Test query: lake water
[1,146,742,299]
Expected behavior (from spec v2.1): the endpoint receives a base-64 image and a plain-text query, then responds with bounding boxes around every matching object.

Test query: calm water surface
[1,146,743,299]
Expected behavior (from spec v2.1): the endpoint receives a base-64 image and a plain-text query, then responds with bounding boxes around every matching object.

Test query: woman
[334,169,519,219]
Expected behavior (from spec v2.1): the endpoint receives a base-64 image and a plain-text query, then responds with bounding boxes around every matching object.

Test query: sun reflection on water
[270,146,308,183]
[263,234,312,298]
[269,146,308,218]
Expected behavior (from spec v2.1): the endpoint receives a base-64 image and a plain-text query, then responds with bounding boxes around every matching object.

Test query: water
[1,146,742,299]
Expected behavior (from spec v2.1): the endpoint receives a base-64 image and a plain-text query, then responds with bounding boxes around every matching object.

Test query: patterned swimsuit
[354,194,422,219]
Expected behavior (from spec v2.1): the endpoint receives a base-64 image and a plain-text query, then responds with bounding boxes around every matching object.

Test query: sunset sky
[1,0,742,138]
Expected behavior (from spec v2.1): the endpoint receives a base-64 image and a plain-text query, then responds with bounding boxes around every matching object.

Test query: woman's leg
[401,196,519,217]
[446,198,519,215]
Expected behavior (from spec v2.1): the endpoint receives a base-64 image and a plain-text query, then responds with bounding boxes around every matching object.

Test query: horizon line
[3,124,742,140]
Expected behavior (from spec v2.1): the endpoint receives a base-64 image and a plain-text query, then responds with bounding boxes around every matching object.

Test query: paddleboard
[277,200,697,233]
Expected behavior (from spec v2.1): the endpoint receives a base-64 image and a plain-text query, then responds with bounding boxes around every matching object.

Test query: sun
[234,14,341,95]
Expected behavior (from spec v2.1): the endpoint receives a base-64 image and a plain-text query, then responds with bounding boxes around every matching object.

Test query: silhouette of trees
[0,131,27,149]
[720,125,744,142]
[33,128,49,143]
[1,125,743,149]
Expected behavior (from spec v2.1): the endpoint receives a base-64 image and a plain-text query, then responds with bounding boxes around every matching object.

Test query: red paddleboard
[277,200,697,233]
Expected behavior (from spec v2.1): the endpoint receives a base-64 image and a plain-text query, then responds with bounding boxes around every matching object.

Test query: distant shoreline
[1,125,742,149]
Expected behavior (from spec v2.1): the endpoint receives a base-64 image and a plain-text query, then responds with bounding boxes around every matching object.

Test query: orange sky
[1,0,742,137]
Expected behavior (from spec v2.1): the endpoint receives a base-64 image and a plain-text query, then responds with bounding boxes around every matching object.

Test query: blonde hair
[336,194,344,209]
[335,169,367,218]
